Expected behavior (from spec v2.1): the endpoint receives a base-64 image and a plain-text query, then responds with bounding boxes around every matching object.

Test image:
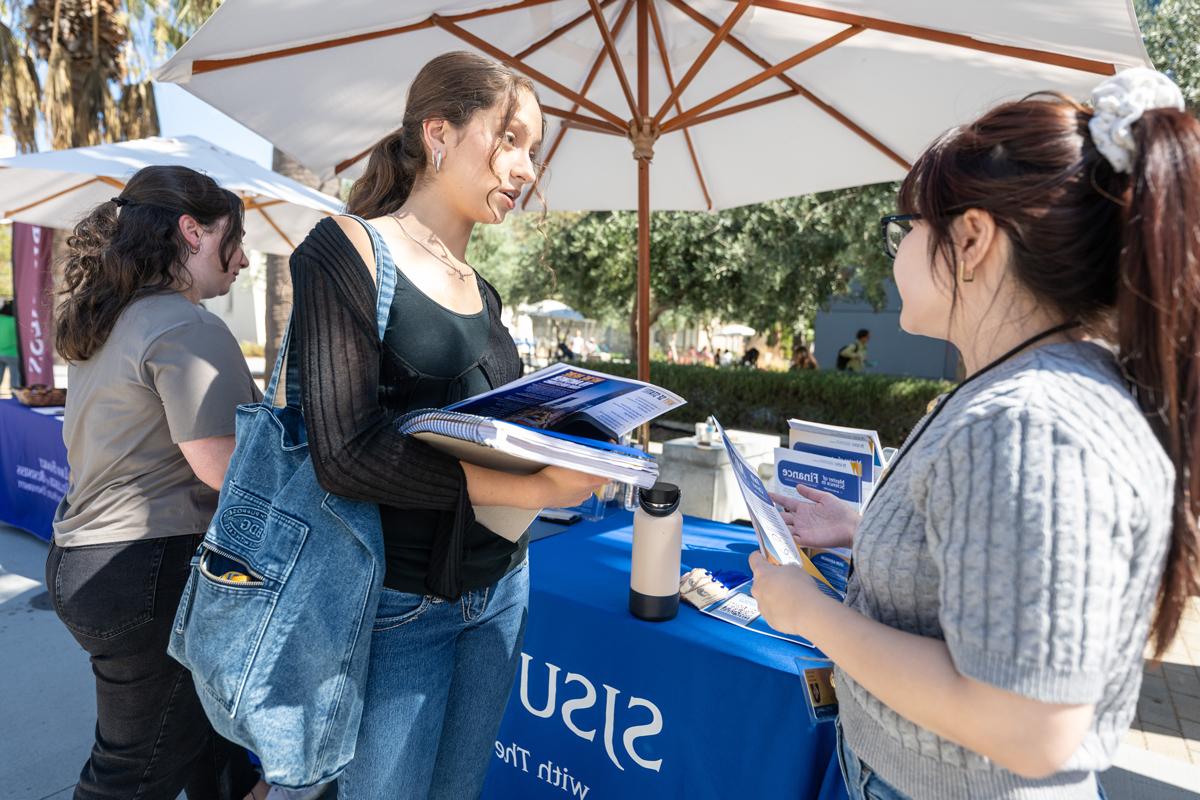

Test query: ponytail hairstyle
[56,165,244,362]
[897,73,1200,655]
[346,51,544,218]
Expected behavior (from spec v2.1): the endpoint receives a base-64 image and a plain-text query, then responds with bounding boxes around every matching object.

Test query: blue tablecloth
[0,398,67,541]
[483,513,848,800]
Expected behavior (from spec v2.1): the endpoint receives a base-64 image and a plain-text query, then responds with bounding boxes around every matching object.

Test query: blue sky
[154,82,274,167]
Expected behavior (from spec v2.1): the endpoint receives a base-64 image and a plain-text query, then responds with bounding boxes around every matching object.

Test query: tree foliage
[471,180,898,342]
[1138,0,1200,104]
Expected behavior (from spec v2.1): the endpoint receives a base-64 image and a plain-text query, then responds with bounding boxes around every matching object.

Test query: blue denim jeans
[835,721,1109,800]
[337,559,530,800]
[836,720,912,800]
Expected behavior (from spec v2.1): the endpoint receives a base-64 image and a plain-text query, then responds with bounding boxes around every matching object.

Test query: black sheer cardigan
[289,217,523,599]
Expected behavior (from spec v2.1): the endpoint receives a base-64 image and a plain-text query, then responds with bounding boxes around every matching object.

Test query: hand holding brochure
[398,364,686,541]
[773,448,865,512]
[713,418,844,601]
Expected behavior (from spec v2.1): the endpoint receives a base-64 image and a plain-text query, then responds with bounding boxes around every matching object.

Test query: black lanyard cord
[865,320,1082,509]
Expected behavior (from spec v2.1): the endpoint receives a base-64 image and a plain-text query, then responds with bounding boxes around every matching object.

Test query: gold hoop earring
[958,261,975,283]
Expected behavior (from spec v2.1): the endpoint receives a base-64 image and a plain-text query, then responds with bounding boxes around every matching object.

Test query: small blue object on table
[0,398,67,541]
[483,511,848,800]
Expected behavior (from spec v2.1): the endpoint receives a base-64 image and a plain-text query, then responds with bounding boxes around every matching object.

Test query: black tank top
[371,231,526,594]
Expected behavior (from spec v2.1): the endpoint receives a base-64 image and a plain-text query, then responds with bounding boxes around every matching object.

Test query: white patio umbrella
[0,135,343,255]
[717,323,755,337]
[155,0,1150,380]
[521,298,589,321]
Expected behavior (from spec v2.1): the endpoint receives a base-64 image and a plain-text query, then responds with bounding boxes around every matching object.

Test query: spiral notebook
[398,364,686,541]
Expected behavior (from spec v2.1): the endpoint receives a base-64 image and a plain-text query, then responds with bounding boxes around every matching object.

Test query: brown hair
[56,165,244,361]
[899,93,1200,655]
[346,51,544,218]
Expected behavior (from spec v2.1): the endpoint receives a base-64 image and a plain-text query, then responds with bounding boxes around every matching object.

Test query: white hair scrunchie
[1089,67,1185,173]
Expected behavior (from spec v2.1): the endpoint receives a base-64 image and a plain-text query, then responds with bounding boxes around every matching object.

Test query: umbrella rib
[588,0,639,119]
[651,0,750,127]
[335,143,375,176]
[513,0,619,60]
[677,88,799,129]
[191,0,561,75]
[256,205,296,251]
[541,105,625,134]
[242,197,286,212]
[648,0,712,210]
[660,25,863,133]
[522,0,636,210]
[3,175,108,217]
[516,0,619,60]
[433,15,628,130]
[666,0,909,169]
[741,0,1118,75]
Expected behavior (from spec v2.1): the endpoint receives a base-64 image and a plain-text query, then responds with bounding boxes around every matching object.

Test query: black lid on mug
[638,482,681,516]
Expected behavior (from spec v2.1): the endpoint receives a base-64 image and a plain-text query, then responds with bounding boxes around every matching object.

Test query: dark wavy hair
[346,51,545,218]
[56,165,244,362]
[899,92,1200,656]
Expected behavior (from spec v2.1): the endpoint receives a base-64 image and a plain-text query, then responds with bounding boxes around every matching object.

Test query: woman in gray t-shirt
[48,165,261,800]
[749,70,1196,799]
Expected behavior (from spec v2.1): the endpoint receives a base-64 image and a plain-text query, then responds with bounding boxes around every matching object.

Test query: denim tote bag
[169,215,396,790]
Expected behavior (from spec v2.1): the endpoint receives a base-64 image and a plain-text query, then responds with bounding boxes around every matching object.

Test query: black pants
[47,534,259,800]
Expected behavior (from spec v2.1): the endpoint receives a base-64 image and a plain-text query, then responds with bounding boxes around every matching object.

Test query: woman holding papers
[287,53,602,798]
[751,68,1196,799]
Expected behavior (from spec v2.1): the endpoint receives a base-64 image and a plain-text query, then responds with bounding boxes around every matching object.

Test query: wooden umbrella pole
[635,0,652,448]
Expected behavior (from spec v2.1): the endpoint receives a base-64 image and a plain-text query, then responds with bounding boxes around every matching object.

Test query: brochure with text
[787,419,885,505]
[773,448,865,512]
[714,418,844,602]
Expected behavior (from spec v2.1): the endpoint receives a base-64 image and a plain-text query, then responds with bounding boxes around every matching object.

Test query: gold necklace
[387,212,472,282]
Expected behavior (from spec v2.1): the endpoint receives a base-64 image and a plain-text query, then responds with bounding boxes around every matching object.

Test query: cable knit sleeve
[922,408,1131,705]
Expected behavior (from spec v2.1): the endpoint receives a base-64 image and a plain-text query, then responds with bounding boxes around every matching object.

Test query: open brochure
[399,364,686,542]
[713,418,844,602]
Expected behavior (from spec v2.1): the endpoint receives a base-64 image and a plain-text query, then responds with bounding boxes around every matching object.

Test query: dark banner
[11,223,54,387]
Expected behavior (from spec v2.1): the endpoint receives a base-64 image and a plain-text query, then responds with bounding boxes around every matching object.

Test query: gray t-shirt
[837,341,1173,799]
[53,293,261,547]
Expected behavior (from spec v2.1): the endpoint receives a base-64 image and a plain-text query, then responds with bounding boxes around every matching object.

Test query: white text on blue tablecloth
[15,457,69,500]
[494,741,592,798]
[516,653,664,772]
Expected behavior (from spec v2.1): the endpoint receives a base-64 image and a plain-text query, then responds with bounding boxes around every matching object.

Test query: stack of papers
[784,419,886,506]
[398,409,661,488]
[398,364,687,541]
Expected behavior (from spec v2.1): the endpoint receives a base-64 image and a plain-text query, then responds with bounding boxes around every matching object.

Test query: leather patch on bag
[219,506,268,552]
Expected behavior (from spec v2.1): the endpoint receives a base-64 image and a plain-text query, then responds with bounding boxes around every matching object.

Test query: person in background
[790,342,819,371]
[571,328,585,361]
[0,298,20,393]
[751,69,1197,799]
[740,345,760,368]
[836,328,870,371]
[47,165,260,800]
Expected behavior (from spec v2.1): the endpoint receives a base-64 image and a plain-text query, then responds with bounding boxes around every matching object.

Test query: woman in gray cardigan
[751,68,1197,799]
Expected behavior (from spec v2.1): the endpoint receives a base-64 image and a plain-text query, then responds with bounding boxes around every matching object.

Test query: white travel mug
[629,482,683,621]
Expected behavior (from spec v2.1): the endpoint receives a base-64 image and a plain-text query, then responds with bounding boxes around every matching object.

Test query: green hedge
[577,362,953,447]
